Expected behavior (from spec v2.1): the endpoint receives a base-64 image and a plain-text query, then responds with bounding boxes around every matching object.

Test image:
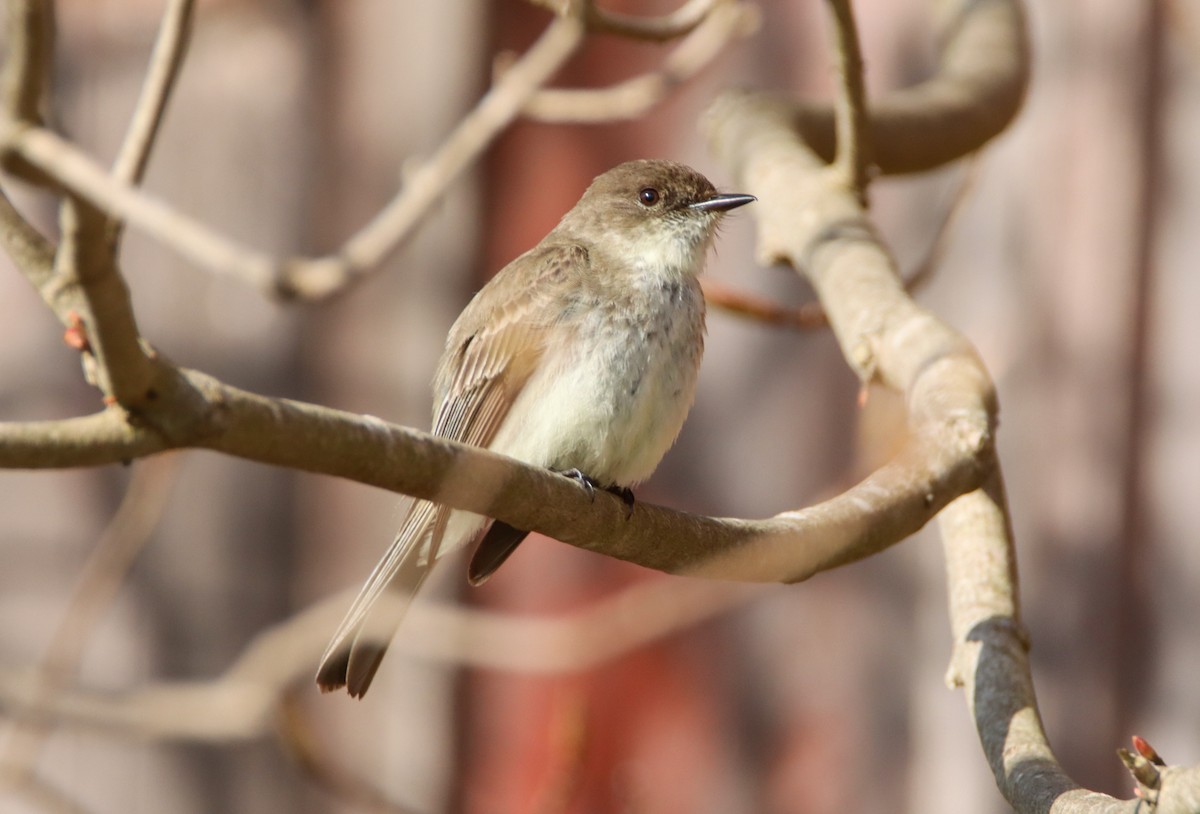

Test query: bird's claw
[556,469,635,519]
[605,485,636,519]
[559,468,598,501]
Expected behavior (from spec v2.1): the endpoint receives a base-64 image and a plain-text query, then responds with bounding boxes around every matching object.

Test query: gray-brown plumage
[317,159,754,697]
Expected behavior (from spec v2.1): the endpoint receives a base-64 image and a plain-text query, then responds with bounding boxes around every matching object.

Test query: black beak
[688,192,756,213]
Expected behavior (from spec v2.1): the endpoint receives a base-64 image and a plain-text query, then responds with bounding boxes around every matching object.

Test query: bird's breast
[489,278,705,486]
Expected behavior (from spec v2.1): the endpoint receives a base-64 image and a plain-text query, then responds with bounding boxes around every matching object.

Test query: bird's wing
[317,244,586,696]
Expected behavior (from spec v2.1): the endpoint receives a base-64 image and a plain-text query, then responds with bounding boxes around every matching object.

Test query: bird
[316,159,754,697]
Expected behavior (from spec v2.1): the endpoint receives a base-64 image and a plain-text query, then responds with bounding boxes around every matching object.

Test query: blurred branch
[703,0,1200,810]
[0,456,177,790]
[724,0,1028,176]
[825,0,871,201]
[0,580,763,740]
[106,0,195,247]
[1,0,52,142]
[0,109,280,292]
[529,0,722,42]
[0,0,747,302]
[702,278,827,329]
[277,11,589,299]
[702,157,981,332]
[519,0,759,123]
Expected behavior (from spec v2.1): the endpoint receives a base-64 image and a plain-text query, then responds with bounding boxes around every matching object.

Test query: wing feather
[317,243,588,696]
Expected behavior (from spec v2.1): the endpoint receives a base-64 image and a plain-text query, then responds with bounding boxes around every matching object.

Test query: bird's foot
[605,485,636,519]
[558,468,598,501]
[556,469,635,519]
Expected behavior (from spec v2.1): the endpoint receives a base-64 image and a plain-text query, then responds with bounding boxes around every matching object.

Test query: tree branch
[702,3,1200,808]
[518,0,758,123]
[528,0,723,42]
[736,0,1029,175]
[106,0,195,250]
[825,0,871,200]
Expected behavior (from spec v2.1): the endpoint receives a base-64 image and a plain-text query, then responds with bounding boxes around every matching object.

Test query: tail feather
[316,501,442,696]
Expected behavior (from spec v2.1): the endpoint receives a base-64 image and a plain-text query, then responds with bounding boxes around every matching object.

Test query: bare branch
[528,0,723,42]
[110,0,195,189]
[1,0,55,186]
[703,11,1200,807]
[105,0,195,255]
[0,351,989,585]
[520,0,759,123]
[0,13,587,301]
[1,0,52,126]
[701,278,827,330]
[0,581,762,741]
[726,0,1029,175]
[279,12,588,299]
[0,116,280,291]
[825,0,871,200]
[54,198,158,404]
[0,183,54,288]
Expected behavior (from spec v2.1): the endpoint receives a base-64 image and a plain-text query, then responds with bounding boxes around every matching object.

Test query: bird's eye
[638,187,660,206]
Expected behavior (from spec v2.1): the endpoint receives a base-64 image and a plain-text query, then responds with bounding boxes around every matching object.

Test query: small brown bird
[317,159,754,697]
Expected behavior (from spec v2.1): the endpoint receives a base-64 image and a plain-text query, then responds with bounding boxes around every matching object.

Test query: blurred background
[0,0,1195,812]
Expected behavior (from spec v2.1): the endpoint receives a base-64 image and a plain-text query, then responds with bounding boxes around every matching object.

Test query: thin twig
[521,0,758,123]
[701,278,827,329]
[281,13,587,298]
[0,116,280,291]
[528,0,722,42]
[1,0,52,126]
[0,0,55,186]
[825,0,872,201]
[107,0,195,246]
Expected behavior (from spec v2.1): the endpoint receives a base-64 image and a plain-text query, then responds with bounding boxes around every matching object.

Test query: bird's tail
[316,500,467,697]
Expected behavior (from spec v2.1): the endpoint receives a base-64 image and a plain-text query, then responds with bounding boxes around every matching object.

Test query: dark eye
[638,187,660,206]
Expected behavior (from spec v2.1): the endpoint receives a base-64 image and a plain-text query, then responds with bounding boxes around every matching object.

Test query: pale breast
[489,277,705,487]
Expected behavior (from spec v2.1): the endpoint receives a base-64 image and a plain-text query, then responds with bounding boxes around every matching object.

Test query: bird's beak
[688,193,756,213]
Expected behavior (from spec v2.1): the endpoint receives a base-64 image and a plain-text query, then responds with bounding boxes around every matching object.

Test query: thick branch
[750,0,1029,175]
[702,10,1200,809]
[54,197,157,404]
[0,352,985,584]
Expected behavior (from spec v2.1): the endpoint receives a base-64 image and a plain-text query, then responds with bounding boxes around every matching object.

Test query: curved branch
[702,10,1200,809]
[519,0,759,123]
[746,0,1029,175]
[528,0,723,42]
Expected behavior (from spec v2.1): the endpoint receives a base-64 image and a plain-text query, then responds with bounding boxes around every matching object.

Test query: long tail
[316,500,451,697]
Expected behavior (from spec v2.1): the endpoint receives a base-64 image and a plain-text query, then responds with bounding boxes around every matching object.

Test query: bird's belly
[490,296,703,487]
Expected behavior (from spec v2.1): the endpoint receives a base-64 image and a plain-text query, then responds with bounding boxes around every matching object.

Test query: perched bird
[317,159,754,697]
